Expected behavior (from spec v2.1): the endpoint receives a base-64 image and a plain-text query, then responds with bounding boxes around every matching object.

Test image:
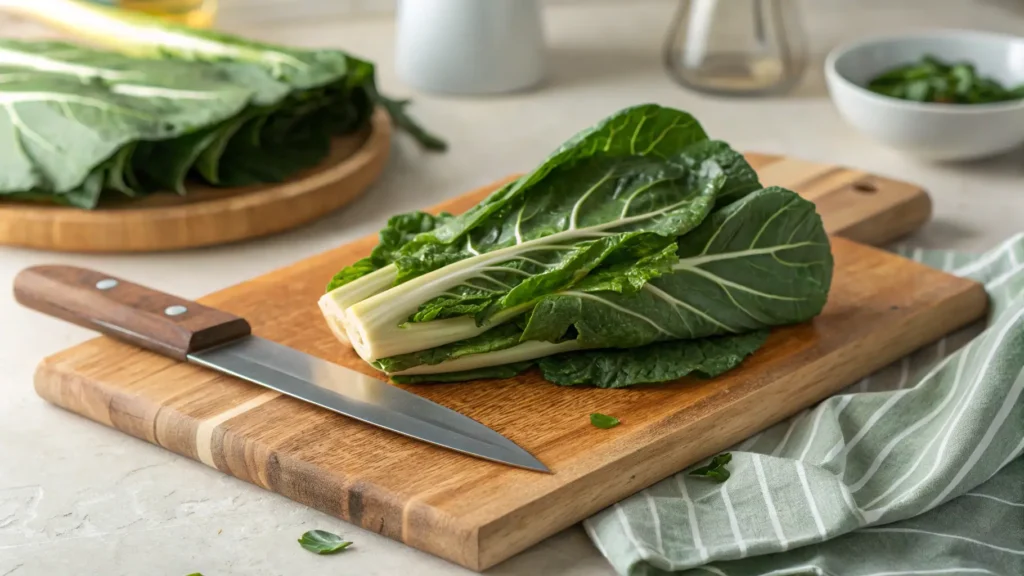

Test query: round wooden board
[0,108,392,253]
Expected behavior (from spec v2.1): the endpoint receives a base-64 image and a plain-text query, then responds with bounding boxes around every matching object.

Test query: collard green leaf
[538,330,768,388]
[394,104,711,259]
[690,453,732,483]
[326,211,455,292]
[368,114,714,290]
[673,140,762,208]
[590,413,620,429]
[54,2,441,146]
[404,157,726,324]
[103,143,138,197]
[298,530,352,555]
[389,326,766,388]
[374,188,826,383]
[520,187,832,348]
[134,125,222,194]
[0,40,251,196]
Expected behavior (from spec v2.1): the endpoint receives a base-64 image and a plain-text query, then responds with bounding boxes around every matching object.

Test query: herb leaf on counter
[590,413,621,429]
[298,530,353,555]
[538,330,769,388]
[690,453,732,483]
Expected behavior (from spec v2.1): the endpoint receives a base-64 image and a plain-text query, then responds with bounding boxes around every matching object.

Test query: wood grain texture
[13,265,251,360]
[31,157,979,572]
[0,108,392,253]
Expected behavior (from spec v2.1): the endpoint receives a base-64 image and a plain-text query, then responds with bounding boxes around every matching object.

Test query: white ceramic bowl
[824,30,1024,161]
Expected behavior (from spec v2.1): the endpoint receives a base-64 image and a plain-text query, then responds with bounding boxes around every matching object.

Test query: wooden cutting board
[31,155,983,571]
[0,109,391,253]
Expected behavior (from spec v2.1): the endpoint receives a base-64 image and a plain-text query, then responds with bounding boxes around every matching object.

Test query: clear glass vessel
[663,0,808,97]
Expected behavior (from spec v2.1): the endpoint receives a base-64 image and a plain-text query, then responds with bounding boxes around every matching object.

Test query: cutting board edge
[470,264,989,570]
[834,177,933,246]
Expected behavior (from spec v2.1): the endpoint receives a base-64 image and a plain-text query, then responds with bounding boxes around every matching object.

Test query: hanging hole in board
[852,181,878,194]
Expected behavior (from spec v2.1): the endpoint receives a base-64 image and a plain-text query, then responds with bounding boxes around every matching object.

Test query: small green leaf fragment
[590,413,620,429]
[689,452,732,483]
[298,530,353,555]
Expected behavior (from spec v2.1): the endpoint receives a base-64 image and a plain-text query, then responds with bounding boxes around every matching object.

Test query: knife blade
[13,265,548,473]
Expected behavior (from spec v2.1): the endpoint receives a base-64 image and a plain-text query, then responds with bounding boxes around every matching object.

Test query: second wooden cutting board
[31,155,979,571]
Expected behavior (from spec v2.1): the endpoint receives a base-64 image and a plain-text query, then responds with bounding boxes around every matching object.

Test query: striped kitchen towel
[585,233,1024,576]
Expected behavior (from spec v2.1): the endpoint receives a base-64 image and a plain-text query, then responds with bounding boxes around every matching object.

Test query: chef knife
[13,265,549,473]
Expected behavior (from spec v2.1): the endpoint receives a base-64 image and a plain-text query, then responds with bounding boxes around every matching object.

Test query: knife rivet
[95,279,118,290]
[165,305,188,316]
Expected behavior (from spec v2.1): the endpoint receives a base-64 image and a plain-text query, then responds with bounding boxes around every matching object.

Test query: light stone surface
[1,1,1022,574]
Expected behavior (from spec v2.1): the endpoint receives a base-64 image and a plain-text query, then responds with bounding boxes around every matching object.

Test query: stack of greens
[867,55,1024,104]
[320,104,833,388]
[0,0,442,209]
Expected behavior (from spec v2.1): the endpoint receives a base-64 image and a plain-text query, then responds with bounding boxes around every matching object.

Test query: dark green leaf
[903,79,932,102]
[520,187,832,348]
[538,330,768,388]
[590,413,620,429]
[298,530,352,555]
[370,85,447,151]
[134,126,221,194]
[0,40,251,196]
[689,453,732,482]
[325,211,456,292]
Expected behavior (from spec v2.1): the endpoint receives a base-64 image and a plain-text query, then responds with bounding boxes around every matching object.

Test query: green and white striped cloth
[585,234,1024,576]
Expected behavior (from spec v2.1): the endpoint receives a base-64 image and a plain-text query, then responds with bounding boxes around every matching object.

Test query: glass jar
[663,0,808,97]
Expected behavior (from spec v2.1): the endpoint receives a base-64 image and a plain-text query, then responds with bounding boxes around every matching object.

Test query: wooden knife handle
[13,265,251,360]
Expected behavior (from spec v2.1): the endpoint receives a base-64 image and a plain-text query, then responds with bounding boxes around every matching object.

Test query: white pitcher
[395,0,546,95]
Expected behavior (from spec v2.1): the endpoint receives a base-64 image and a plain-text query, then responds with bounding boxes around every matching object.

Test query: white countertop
[1,1,1022,574]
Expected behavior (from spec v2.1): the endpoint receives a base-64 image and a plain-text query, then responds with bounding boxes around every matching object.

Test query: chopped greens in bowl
[825,31,1024,160]
[867,55,1024,104]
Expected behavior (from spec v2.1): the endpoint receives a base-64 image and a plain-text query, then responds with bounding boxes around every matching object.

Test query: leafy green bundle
[0,1,442,209]
[320,104,833,388]
[867,55,1024,104]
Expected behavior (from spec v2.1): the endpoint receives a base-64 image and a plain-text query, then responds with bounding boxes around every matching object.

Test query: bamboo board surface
[0,109,392,253]
[32,155,984,571]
